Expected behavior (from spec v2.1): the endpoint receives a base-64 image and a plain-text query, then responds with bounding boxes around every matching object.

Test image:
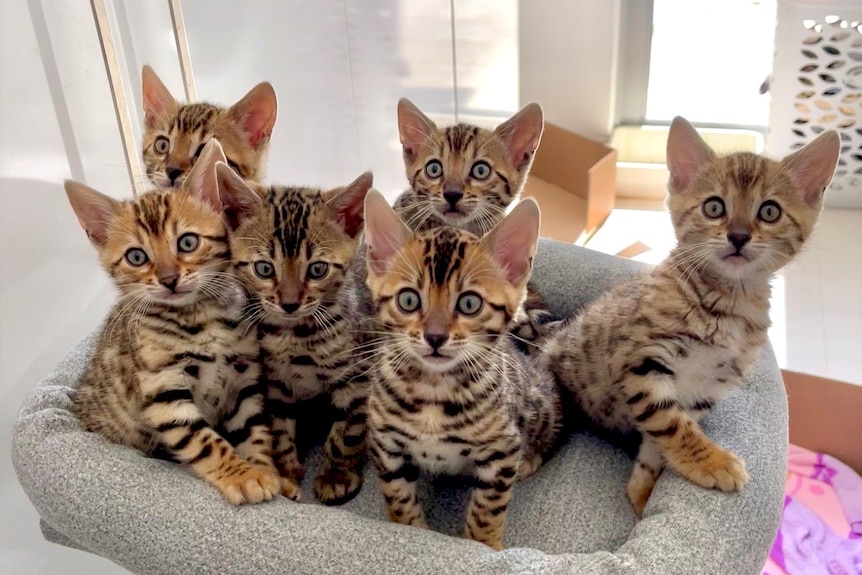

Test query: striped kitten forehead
[121,188,223,237]
[261,186,326,258]
[173,103,220,134]
[130,189,175,236]
[433,124,497,160]
[703,153,775,196]
[419,226,475,286]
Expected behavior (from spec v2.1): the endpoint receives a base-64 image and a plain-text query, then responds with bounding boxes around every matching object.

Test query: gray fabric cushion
[11,240,787,575]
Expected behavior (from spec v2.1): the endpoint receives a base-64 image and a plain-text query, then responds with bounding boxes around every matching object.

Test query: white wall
[0,1,130,572]
[519,0,621,142]
[109,0,518,198]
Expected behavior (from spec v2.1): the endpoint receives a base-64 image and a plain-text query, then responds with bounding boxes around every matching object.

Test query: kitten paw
[218,464,281,505]
[279,477,302,502]
[626,471,657,519]
[517,454,543,480]
[683,448,749,492]
[275,457,305,484]
[314,465,363,505]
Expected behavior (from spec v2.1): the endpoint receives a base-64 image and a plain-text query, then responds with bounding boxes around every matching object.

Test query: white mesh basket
[767,1,862,207]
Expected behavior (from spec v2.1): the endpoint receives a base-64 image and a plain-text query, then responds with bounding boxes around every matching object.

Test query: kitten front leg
[626,436,663,518]
[370,435,426,528]
[143,386,279,505]
[222,380,294,501]
[267,384,303,500]
[628,389,748,493]
[314,376,368,505]
[466,450,520,551]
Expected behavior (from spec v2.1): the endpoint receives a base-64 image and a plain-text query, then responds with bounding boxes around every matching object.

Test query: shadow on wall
[0,177,114,397]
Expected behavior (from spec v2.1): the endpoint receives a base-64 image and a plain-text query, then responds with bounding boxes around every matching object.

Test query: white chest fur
[405,432,474,475]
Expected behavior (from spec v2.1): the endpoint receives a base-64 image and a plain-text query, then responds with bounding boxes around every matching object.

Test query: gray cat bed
[11,240,785,575]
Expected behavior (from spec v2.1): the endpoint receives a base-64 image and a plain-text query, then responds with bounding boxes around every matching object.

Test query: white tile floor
[589,205,862,386]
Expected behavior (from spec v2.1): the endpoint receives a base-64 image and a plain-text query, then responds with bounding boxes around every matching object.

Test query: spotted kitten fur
[141,65,277,188]
[215,164,374,504]
[363,190,562,550]
[543,117,840,517]
[68,140,280,505]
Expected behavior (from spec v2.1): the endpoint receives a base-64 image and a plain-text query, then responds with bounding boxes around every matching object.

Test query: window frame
[614,0,769,135]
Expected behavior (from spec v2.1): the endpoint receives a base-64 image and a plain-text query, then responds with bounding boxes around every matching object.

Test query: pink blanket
[763,445,862,575]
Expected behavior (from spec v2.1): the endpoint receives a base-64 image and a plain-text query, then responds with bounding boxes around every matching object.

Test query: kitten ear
[666,116,716,193]
[185,139,227,211]
[323,171,374,238]
[364,189,413,277]
[214,162,261,230]
[782,130,840,205]
[494,103,544,170]
[480,198,541,286]
[141,65,178,127]
[228,82,278,149]
[64,180,120,246]
[397,98,438,162]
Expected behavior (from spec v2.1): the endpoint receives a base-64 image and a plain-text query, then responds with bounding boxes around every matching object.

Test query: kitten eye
[396,288,421,313]
[177,233,200,253]
[469,161,491,180]
[757,201,782,223]
[456,291,483,316]
[124,248,149,267]
[253,260,275,279]
[307,261,329,280]
[702,197,726,219]
[424,160,443,179]
[154,136,170,154]
[194,143,206,159]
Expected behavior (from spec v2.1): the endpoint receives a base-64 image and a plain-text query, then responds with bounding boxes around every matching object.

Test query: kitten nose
[424,333,449,350]
[159,274,179,291]
[727,232,752,250]
[281,302,300,314]
[166,168,183,185]
[442,187,463,207]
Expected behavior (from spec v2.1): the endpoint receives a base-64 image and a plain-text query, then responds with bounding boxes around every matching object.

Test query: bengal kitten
[68,140,281,505]
[215,164,374,504]
[363,190,563,550]
[141,65,277,188]
[543,117,840,517]
[389,98,551,348]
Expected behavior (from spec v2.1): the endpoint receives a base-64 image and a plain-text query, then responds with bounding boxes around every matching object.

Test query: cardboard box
[783,370,862,473]
[523,123,617,245]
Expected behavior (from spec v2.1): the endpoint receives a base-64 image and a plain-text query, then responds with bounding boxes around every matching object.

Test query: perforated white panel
[768,1,862,207]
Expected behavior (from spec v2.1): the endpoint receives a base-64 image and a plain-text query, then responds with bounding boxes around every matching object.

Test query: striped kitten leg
[626,436,663,518]
[628,386,748,498]
[267,385,304,500]
[221,378,294,501]
[466,446,521,550]
[370,433,427,529]
[142,381,279,505]
[314,376,368,505]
